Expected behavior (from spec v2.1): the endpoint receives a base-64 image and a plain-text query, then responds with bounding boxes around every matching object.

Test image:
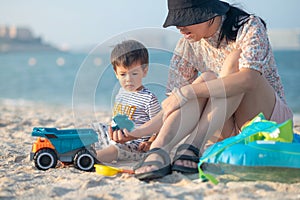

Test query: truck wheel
[34,148,57,170]
[74,149,95,171]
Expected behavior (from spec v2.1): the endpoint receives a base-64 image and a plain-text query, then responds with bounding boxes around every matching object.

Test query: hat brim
[163,1,229,28]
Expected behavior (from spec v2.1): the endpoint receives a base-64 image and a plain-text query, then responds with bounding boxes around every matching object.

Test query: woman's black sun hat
[163,0,230,28]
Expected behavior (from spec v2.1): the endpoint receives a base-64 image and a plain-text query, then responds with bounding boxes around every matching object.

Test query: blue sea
[0,50,299,114]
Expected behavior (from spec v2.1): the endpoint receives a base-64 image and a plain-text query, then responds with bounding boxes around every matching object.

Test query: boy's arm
[127,111,163,138]
[114,110,162,145]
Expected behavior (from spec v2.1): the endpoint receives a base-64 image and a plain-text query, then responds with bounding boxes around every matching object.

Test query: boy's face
[114,61,148,92]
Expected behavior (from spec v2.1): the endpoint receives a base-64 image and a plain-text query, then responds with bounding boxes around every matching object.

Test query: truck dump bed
[32,127,98,154]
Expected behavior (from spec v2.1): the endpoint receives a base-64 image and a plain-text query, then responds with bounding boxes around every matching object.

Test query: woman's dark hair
[217,5,266,48]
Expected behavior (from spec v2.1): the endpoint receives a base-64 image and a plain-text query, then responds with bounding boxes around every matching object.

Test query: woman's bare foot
[171,144,200,173]
[173,149,198,169]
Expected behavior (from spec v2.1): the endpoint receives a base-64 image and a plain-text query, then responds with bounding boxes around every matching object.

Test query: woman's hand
[220,49,241,77]
[162,88,188,121]
[108,126,137,144]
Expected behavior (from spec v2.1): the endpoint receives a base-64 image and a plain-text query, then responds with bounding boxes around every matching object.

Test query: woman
[110,0,293,181]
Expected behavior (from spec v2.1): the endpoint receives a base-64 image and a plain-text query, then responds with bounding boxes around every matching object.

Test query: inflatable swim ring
[199,113,300,183]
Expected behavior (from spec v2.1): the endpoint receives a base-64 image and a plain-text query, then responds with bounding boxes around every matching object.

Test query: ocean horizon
[0,50,299,115]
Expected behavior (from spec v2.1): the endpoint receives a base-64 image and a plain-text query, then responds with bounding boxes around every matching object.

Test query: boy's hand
[138,141,152,152]
[108,126,136,144]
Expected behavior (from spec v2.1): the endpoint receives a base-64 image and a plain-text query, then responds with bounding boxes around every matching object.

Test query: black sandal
[171,144,200,173]
[134,148,171,181]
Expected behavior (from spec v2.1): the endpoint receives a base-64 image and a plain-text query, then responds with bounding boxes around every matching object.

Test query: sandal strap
[134,148,171,170]
[174,144,200,157]
[147,148,171,164]
[172,144,200,165]
[138,161,163,168]
[172,154,199,164]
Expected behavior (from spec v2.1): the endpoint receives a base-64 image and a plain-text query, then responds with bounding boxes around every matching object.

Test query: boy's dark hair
[217,5,266,48]
[111,40,149,71]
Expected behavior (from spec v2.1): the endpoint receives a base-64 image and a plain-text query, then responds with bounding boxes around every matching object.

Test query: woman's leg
[151,71,217,151]
[174,50,276,169]
[183,49,242,149]
[135,72,216,174]
[173,88,244,169]
[135,50,242,173]
[136,50,276,174]
[173,49,243,168]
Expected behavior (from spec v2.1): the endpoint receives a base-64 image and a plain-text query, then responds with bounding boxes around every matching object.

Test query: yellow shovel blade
[94,164,134,176]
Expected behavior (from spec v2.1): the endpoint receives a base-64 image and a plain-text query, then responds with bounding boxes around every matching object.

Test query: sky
[1,0,300,49]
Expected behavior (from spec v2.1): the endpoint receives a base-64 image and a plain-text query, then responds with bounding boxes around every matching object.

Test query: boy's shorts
[91,123,145,161]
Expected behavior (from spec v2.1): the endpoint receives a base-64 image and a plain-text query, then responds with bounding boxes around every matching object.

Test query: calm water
[0,50,299,113]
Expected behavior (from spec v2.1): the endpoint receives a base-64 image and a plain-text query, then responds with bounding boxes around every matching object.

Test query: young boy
[93,40,161,163]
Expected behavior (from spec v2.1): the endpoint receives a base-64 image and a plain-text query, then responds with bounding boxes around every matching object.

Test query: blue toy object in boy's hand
[111,114,135,132]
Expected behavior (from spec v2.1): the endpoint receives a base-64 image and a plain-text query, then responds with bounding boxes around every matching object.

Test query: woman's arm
[181,68,261,99]
[161,67,261,121]
[161,49,260,120]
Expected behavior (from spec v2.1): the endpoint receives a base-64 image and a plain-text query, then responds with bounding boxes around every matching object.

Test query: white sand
[0,100,299,200]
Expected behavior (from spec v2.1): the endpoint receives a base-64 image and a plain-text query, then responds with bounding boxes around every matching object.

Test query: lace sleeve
[236,15,271,73]
[166,38,200,94]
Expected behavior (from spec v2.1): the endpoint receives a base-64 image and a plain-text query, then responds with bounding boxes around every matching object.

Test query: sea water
[0,49,172,112]
[0,50,299,114]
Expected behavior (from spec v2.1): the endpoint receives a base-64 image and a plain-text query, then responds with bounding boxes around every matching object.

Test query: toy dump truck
[30,127,98,171]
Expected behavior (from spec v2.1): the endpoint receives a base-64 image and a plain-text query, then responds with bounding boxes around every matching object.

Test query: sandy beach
[1,100,300,200]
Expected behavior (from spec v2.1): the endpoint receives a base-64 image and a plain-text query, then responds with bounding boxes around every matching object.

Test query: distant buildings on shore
[0,25,59,52]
